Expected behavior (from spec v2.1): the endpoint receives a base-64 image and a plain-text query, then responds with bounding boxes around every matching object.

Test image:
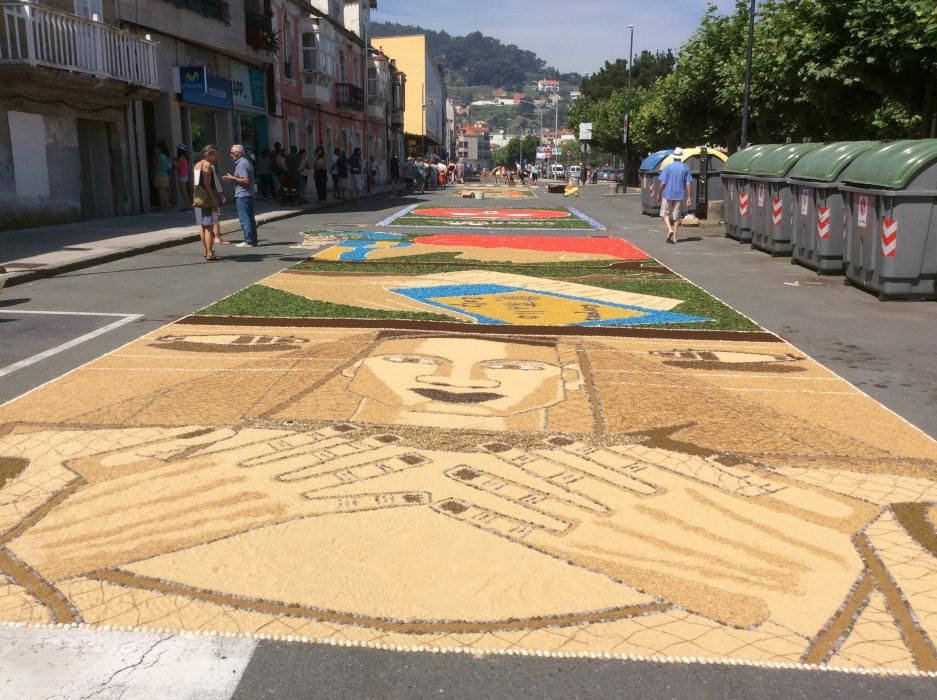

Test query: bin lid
[722,144,781,174]
[839,139,937,190]
[639,149,674,172]
[659,147,729,169]
[748,143,821,178]
[787,141,878,183]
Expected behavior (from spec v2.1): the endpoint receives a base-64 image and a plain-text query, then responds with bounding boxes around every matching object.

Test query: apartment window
[74,0,103,19]
[283,17,295,80]
[367,66,377,97]
[338,51,346,83]
[301,32,317,72]
[288,120,298,150]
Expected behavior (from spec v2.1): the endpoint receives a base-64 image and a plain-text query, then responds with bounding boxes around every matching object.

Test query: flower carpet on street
[378,205,605,230]
[1,222,936,677]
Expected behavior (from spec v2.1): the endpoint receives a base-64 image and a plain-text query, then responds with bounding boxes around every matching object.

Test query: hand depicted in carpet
[7,424,877,638]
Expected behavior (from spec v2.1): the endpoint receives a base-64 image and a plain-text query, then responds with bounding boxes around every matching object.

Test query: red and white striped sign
[857,195,869,228]
[739,191,750,217]
[881,219,897,257]
[772,198,783,226]
[818,207,831,239]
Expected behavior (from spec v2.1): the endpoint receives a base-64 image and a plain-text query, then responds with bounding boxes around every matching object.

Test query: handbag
[192,184,213,209]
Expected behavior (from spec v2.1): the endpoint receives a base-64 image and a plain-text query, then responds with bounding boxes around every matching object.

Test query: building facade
[0,0,404,226]
[0,0,161,226]
[455,124,491,170]
[371,34,445,159]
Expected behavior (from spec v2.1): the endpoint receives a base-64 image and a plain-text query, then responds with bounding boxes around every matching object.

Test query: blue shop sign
[179,66,233,110]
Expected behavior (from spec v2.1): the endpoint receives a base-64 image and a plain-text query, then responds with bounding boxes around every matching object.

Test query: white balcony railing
[0,2,159,89]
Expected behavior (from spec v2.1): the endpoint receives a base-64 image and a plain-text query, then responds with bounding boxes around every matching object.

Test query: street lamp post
[740,0,756,149]
[623,23,634,187]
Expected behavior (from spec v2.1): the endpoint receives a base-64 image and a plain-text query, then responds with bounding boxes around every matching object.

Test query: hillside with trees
[371,22,581,91]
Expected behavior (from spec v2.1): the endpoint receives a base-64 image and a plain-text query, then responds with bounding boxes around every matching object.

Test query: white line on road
[0,311,143,379]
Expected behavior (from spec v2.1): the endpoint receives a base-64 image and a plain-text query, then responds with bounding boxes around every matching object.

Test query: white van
[550,163,565,179]
[568,165,582,181]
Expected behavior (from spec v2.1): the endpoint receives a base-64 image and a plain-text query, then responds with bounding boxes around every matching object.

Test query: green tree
[494,134,541,167]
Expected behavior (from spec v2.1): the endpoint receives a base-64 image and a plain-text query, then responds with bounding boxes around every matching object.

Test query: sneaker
[235,242,255,248]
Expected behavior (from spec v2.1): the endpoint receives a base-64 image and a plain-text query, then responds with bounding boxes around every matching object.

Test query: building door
[77,119,115,219]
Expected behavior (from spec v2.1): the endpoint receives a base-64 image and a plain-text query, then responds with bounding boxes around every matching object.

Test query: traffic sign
[545,146,553,158]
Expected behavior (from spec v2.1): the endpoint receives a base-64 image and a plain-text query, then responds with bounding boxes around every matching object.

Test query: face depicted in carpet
[342,336,584,430]
[2,326,937,671]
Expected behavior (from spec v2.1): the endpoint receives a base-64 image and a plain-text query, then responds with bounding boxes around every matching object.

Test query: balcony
[0,2,159,89]
[390,108,403,128]
[245,9,274,52]
[335,82,363,112]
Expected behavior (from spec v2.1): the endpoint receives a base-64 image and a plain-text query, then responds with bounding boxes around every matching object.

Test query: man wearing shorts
[657,147,693,244]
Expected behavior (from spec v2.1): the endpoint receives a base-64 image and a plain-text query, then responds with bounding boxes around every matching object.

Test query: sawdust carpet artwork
[1,226,936,676]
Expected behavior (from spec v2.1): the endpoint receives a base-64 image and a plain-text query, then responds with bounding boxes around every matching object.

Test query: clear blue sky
[372,0,740,75]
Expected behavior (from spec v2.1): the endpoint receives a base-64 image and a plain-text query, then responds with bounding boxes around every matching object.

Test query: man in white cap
[656,147,693,244]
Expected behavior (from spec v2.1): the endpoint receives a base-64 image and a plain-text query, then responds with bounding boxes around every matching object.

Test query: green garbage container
[839,139,937,300]
[721,144,779,242]
[788,142,878,274]
[748,143,821,255]
[639,149,674,216]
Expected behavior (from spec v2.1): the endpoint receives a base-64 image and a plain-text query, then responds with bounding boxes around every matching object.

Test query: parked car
[550,163,565,179]
[568,165,582,181]
[597,168,613,181]
[610,169,624,182]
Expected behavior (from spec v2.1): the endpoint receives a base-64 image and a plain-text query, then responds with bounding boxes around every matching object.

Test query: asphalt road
[1,186,935,698]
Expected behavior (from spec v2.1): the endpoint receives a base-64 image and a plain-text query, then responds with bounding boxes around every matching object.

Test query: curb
[0,190,390,289]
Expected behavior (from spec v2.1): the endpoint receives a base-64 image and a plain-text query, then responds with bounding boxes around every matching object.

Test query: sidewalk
[0,188,390,288]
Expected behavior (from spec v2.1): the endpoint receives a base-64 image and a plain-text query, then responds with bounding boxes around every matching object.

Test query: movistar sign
[178,66,233,110]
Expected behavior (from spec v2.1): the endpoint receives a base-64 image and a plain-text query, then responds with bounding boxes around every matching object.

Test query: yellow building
[371,34,446,156]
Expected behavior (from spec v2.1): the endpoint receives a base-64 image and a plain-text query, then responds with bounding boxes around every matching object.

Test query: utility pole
[623,23,634,187]
[740,0,756,149]
[362,1,369,184]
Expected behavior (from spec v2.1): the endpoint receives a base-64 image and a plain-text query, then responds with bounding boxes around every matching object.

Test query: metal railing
[335,81,363,111]
[0,1,159,89]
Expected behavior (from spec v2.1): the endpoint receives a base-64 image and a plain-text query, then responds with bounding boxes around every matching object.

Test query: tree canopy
[567,0,937,180]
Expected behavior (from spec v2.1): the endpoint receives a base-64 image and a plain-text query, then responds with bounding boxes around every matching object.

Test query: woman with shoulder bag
[193,145,222,260]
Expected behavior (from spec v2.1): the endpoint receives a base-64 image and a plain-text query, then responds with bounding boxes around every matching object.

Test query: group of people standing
[189,144,258,261]
[399,157,461,195]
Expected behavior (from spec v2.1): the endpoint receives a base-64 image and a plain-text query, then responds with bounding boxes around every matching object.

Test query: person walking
[330,148,342,200]
[256,148,274,200]
[153,142,171,212]
[389,154,400,196]
[175,145,191,210]
[413,158,426,194]
[223,144,258,248]
[347,147,363,203]
[313,146,328,202]
[403,157,415,193]
[298,149,310,203]
[336,149,350,201]
[192,145,221,260]
[657,147,693,244]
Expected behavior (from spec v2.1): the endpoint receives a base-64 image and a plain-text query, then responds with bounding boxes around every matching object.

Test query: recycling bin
[839,139,937,300]
[748,143,821,255]
[639,149,674,215]
[721,144,779,242]
[788,142,877,274]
